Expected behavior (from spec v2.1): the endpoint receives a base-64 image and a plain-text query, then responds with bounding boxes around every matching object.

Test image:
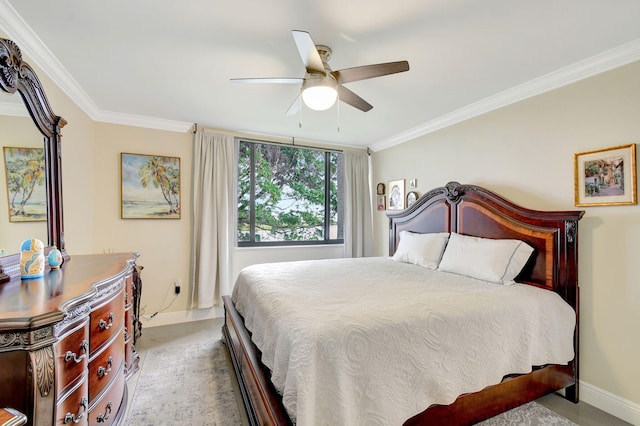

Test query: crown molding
[95,110,193,133]
[0,0,192,133]
[0,1,101,118]
[370,38,640,152]
[0,100,29,117]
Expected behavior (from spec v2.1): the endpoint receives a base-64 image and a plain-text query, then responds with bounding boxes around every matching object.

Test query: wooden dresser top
[0,253,137,331]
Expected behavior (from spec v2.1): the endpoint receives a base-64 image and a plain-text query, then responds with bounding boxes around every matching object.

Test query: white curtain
[190,131,234,309]
[343,150,373,258]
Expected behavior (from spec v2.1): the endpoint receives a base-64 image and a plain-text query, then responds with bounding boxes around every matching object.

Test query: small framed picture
[407,191,419,207]
[376,195,386,211]
[409,179,417,189]
[574,144,637,206]
[387,179,405,210]
[376,182,385,195]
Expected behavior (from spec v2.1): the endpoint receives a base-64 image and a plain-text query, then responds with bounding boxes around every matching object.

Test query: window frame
[236,139,344,247]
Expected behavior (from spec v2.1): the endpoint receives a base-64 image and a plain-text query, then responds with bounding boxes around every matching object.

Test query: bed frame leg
[564,383,579,403]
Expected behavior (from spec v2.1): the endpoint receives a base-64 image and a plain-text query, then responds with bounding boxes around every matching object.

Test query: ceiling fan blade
[337,85,373,112]
[286,94,302,115]
[230,77,303,84]
[292,30,326,75]
[331,60,409,85]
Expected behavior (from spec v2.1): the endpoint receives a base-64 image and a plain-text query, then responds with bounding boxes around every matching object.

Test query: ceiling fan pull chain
[299,90,303,128]
[336,93,340,132]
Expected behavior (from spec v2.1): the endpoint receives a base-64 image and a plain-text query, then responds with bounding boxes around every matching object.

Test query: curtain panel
[190,131,234,309]
[343,150,373,258]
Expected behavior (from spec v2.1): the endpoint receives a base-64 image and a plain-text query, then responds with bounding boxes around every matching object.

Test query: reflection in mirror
[0,37,67,282]
[0,97,48,256]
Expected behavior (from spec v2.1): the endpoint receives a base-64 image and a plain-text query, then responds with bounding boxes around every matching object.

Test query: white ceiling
[2,0,640,151]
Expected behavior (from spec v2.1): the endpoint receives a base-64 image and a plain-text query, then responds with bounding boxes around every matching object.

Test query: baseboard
[581,381,640,425]
[140,307,225,328]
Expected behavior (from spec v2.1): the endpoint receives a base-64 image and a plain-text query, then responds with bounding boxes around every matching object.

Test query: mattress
[231,257,576,426]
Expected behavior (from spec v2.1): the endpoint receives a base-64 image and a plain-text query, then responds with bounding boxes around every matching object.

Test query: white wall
[371,60,640,423]
[91,123,193,323]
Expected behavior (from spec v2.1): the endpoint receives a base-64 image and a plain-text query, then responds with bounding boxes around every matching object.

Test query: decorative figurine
[48,246,63,269]
[20,238,45,279]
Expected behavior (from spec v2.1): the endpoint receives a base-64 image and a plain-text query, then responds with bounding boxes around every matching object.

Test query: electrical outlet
[174,281,181,295]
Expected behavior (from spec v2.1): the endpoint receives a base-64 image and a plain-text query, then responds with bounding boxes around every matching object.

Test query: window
[237,140,343,246]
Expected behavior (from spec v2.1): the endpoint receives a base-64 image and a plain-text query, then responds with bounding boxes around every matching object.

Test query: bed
[222,181,584,425]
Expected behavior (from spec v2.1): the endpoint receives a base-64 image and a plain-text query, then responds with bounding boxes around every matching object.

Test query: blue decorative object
[20,238,45,279]
[48,246,63,269]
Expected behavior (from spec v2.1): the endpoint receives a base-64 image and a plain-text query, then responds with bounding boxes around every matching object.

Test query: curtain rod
[240,136,344,154]
[192,123,368,154]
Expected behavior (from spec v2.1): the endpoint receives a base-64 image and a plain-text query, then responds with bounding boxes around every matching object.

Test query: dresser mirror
[0,37,67,282]
[0,97,48,254]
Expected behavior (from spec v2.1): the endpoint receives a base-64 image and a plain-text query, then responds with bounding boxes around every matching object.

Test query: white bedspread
[231,257,575,426]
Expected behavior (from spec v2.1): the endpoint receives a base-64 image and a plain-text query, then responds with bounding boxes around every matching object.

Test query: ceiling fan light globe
[302,86,337,111]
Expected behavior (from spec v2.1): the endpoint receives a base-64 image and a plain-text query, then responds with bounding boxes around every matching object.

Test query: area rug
[126,339,241,426]
[126,338,575,425]
[479,401,577,425]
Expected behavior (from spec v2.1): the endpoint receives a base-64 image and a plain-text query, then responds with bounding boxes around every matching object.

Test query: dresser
[0,253,142,426]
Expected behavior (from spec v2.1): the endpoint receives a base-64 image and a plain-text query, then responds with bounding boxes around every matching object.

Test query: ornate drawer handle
[64,397,88,424]
[96,402,112,423]
[64,340,89,363]
[97,356,113,378]
[98,313,114,330]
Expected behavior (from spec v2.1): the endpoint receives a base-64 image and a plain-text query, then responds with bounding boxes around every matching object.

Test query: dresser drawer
[88,362,125,426]
[88,330,124,402]
[55,376,89,425]
[90,288,125,354]
[55,320,90,399]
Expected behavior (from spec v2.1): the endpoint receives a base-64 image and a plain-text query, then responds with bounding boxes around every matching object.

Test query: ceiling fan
[231,30,410,114]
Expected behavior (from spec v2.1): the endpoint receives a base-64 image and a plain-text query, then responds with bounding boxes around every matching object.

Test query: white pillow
[438,233,534,285]
[392,231,450,270]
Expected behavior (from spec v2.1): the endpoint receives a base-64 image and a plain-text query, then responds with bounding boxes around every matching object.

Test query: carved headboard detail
[386,182,585,310]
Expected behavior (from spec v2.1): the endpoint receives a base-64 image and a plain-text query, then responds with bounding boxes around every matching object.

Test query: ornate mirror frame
[0,37,67,283]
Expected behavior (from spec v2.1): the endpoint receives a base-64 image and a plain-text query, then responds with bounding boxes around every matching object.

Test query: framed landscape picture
[121,153,181,219]
[3,147,46,222]
[574,144,636,206]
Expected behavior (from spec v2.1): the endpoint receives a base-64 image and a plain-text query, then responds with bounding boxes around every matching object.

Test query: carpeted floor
[479,402,576,425]
[126,338,576,425]
[126,339,241,425]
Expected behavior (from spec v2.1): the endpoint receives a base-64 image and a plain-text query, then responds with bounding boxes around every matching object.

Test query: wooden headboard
[386,182,585,311]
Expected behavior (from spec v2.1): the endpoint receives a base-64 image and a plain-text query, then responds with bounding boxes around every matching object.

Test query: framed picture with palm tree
[120,152,181,219]
[3,147,46,222]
